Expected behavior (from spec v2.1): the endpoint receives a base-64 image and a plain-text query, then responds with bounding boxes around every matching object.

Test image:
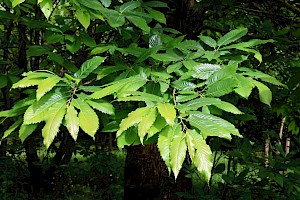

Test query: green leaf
[74,56,106,79]
[117,127,140,148]
[0,95,35,118]
[13,71,55,86]
[12,0,25,8]
[100,0,111,7]
[91,46,113,55]
[126,15,150,33]
[118,79,147,97]
[143,1,168,7]
[220,39,274,50]
[157,102,176,125]
[217,28,248,47]
[101,8,125,28]
[12,77,44,89]
[188,112,241,140]
[138,107,157,143]
[120,1,140,13]
[117,91,163,102]
[186,129,213,183]
[36,76,61,101]
[238,68,286,87]
[90,76,147,99]
[24,90,66,124]
[167,62,183,73]
[147,114,167,138]
[86,99,115,115]
[90,82,124,99]
[234,75,254,99]
[252,80,272,106]
[117,106,151,137]
[73,98,99,138]
[177,97,242,114]
[151,53,182,62]
[204,50,220,61]
[65,104,79,141]
[77,0,103,10]
[170,129,187,180]
[48,53,65,65]
[27,45,50,57]
[198,36,217,48]
[192,63,221,80]
[177,40,203,50]
[236,47,262,63]
[157,125,173,173]
[0,75,7,89]
[39,0,53,20]
[176,94,198,103]
[94,65,127,80]
[206,63,237,85]
[145,7,166,24]
[136,46,160,63]
[205,77,238,97]
[172,80,196,91]
[76,8,90,30]
[2,118,22,140]
[42,99,66,149]
[19,123,37,143]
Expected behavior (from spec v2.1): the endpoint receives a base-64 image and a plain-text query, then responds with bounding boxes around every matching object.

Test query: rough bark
[124,144,192,200]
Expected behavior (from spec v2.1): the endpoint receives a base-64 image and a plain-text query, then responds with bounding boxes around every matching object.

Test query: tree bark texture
[124,144,192,200]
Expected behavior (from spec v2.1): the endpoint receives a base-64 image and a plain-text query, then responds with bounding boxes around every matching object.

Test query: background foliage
[0,0,299,199]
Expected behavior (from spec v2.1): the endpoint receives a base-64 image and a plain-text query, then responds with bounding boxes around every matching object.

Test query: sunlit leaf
[177,97,242,114]
[76,8,90,29]
[188,111,241,140]
[170,128,186,179]
[86,99,115,115]
[205,77,238,97]
[65,104,79,141]
[234,75,254,99]
[90,76,147,99]
[72,98,99,138]
[157,102,176,125]
[157,126,173,173]
[186,129,212,183]
[42,99,66,149]
[147,114,167,138]
[138,107,157,143]
[252,80,272,106]
[24,90,66,124]
[39,0,53,19]
[36,76,61,101]
[12,0,25,8]
[117,106,151,137]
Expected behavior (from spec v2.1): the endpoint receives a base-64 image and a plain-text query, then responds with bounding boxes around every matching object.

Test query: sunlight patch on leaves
[65,104,79,141]
[42,99,66,149]
[157,102,176,125]
[117,106,152,137]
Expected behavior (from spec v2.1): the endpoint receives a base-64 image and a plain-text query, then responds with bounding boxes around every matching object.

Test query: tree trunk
[124,144,192,200]
[23,135,44,197]
[43,131,75,195]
